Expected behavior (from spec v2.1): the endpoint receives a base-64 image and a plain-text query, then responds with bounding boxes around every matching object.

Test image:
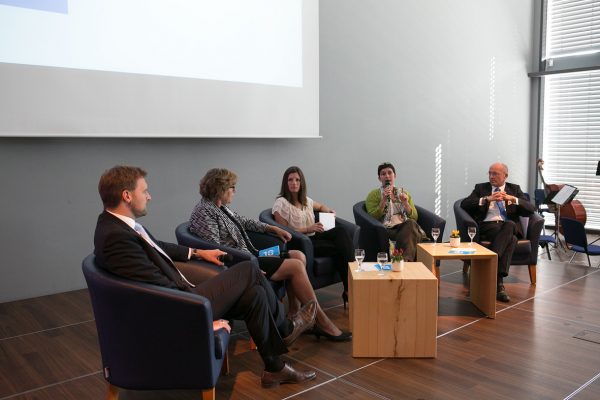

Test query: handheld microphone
[384,179,391,200]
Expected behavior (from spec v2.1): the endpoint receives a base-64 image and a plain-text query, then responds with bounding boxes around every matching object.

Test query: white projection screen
[0,0,319,138]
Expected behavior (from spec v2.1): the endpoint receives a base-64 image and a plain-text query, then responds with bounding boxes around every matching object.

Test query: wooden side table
[349,262,437,358]
[416,242,498,318]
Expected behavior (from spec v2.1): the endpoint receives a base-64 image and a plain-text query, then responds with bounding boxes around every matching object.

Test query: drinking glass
[431,227,440,245]
[376,252,388,276]
[468,226,477,246]
[354,248,365,272]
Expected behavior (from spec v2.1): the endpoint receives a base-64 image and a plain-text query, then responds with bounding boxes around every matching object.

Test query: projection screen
[0,0,319,138]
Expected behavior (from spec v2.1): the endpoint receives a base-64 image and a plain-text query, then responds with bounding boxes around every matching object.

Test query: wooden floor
[2,243,600,399]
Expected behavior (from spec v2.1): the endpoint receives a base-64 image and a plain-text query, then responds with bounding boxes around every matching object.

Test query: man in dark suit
[461,162,534,302]
[94,165,317,388]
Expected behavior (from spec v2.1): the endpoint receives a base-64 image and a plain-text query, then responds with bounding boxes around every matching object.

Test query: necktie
[494,187,508,221]
[134,223,195,287]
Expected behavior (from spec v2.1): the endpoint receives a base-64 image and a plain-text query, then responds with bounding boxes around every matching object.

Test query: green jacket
[365,187,418,222]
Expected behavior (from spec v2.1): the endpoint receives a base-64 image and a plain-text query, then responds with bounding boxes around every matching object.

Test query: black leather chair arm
[175,222,256,266]
[258,209,315,260]
[415,205,447,241]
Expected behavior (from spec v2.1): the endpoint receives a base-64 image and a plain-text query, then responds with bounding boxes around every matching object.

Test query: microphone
[384,179,391,200]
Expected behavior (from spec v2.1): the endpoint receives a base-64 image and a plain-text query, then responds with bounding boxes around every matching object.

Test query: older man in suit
[93,165,317,388]
[461,162,534,302]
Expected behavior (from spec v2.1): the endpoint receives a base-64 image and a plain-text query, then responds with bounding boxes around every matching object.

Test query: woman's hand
[271,226,292,243]
[193,248,226,265]
[383,185,395,200]
[307,222,324,234]
[213,319,231,333]
[398,190,408,202]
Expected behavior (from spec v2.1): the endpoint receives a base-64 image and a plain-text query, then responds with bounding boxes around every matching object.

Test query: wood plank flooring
[1,244,600,399]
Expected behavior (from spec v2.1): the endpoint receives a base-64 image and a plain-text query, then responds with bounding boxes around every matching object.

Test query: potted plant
[390,247,405,271]
[449,229,461,247]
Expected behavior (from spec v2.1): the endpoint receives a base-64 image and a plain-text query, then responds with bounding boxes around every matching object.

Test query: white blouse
[272,197,315,236]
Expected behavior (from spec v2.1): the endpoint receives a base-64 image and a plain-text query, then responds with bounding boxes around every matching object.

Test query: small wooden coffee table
[416,242,497,318]
[349,262,437,358]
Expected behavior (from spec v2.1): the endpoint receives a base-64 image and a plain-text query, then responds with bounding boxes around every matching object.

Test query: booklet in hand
[318,212,335,231]
[258,245,280,257]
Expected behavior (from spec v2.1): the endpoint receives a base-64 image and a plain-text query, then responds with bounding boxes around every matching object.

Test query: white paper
[359,263,378,272]
[319,212,335,231]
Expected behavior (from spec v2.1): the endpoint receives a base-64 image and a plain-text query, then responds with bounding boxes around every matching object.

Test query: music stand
[551,184,579,246]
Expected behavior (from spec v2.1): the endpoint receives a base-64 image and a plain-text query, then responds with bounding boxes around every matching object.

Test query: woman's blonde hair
[199,168,238,202]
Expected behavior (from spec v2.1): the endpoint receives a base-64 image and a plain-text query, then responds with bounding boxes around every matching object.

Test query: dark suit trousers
[186,261,288,360]
[480,220,517,277]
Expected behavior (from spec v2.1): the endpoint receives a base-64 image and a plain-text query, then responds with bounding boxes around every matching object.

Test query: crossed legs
[270,250,343,337]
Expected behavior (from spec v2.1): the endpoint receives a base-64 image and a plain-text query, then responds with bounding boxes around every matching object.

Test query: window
[539,0,600,230]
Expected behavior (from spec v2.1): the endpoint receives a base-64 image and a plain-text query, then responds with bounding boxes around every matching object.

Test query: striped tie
[134,223,195,287]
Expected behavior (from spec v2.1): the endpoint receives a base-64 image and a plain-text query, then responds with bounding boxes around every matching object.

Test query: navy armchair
[259,209,360,290]
[352,201,446,262]
[175,221,286,298]
[82,254,229,400]
[561,217,600,267]
[453,198,544,284]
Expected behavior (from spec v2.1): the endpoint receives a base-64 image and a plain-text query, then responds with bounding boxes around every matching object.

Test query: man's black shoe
[496,284,510,302]
[261,362,317,388]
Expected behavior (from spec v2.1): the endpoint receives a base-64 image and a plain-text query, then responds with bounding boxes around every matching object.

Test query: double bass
[536,159,586,232]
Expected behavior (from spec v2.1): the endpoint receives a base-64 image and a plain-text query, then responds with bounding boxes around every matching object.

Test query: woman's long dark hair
[278,166,308,207]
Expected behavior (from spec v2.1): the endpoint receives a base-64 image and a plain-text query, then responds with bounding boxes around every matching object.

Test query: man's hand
[213,319,231,333]
[489,191,516,203]
[194,248,226,265]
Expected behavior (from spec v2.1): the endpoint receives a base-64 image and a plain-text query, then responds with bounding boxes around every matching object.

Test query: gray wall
[0,0,535,302]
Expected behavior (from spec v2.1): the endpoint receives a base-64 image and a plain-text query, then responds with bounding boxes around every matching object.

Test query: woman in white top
[273,167,354,323]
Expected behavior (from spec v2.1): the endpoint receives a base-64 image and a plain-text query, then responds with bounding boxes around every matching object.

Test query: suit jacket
[460,182,535,238]
[94,211,193,292]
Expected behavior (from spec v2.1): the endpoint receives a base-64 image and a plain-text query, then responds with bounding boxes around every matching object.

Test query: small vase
[392,260,404,272]
[449,237,461,247]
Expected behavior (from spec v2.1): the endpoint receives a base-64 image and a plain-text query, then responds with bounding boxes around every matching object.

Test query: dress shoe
[311,325,352,342]
[283,299,317,347]
[497,284,510,302]
[261,362,317,388]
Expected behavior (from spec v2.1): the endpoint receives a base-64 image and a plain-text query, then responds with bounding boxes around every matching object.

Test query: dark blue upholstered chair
[560,217,600,267]
[82,254,229,400]
[175,221,286,298]
[352,201,446,262]
[258,209,360,290]
[453,198,544,284]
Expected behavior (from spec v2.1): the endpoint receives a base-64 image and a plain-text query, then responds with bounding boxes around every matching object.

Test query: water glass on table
[468,226,477,246]
[354,248,365,272]
[376,252,388,275]
[431,227,440,245]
